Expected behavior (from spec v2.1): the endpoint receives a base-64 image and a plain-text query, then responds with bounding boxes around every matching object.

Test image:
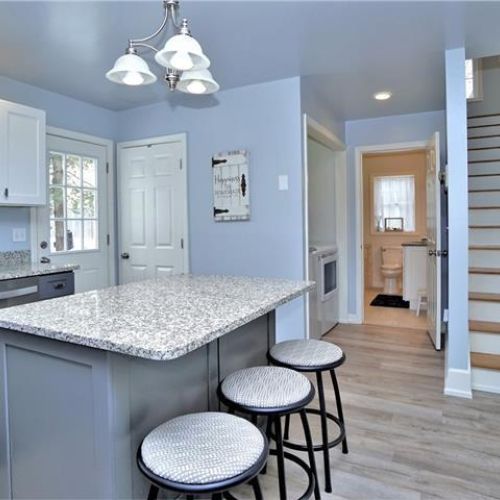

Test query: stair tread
[469,206,500,210]
[469,267,500,275]
[469,245,500,250]
[471,352,500,371]
[469,292,500,302]
[470,320,500,333]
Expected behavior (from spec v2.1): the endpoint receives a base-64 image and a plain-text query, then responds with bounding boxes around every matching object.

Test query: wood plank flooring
[233,324,500,499]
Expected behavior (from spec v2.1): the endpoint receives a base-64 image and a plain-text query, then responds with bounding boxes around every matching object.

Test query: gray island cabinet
[0,275,312,500]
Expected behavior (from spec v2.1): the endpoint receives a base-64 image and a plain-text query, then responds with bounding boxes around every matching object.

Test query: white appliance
[308,245,339,338]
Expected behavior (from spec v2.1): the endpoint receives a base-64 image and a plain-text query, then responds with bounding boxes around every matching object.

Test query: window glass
[373,175,415,232]
[48,151,99,253]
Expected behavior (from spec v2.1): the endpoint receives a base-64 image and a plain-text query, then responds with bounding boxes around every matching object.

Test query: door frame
[354,140,427,323]
[116,133,189,278]
[30,127,116,286]
[302,114,348,335]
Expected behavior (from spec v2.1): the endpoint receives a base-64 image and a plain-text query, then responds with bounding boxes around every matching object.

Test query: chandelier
[106,0,219,95]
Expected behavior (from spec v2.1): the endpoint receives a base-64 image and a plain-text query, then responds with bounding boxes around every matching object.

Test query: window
[48,152,99,252]
[373,175,415,232]
[465,58,482,101]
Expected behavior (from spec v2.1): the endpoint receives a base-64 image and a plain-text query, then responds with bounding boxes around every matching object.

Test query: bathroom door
[426,132,442,350]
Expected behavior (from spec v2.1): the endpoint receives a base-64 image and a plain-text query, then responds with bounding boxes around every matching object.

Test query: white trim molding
[353,140,428,323]
[445,365,473,399]
[302,114,347,332]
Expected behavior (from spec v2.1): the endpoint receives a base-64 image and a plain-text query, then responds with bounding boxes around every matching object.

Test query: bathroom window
[373,175,415,232]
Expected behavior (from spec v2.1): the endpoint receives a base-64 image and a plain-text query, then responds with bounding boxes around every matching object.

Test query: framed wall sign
[212,149,250,221]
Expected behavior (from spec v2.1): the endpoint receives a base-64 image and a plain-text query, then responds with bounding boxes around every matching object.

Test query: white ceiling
[1,1,500,120]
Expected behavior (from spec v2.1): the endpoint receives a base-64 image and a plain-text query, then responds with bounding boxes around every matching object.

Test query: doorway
[117,134,189,284]
[33,129,115,293]
[355,135,442,349]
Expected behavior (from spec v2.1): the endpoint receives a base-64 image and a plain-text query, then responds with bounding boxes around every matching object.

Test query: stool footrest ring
[282,408,345,452]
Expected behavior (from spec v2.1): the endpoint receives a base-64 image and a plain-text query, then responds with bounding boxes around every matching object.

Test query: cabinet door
[0,101,46,205]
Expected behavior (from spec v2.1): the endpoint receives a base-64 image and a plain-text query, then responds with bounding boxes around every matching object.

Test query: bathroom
[362,149,428,330]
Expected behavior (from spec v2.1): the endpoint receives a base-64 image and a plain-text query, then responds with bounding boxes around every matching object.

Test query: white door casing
[37,134,111,293]
[426,132,442,350]
[118,135,188,284]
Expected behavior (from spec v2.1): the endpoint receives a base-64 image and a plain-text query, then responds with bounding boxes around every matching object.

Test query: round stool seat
[140,412,266,485]
[220,366,312,410]
[270,339,344,369]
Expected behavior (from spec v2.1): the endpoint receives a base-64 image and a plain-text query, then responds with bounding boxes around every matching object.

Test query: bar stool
[268,339,348,493]
[218,366,321,500]
[137,412,268,499]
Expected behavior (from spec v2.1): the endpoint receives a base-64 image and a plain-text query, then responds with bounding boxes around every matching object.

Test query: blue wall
[116,77,306,341]
[0,75,116,252]
[345,110,447,315]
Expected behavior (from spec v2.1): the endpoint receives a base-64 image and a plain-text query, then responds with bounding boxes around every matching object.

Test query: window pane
[66,155,82,186]
[466,78,475,99]
[83,220,98,250]
[50,220,65,252]
[49,187,65,218]
[67,188,82,218]
[82,158,97,188]
[49,153,64,185]
[465,59,474,79]
[83,189,97,218]
[66,220,82,251]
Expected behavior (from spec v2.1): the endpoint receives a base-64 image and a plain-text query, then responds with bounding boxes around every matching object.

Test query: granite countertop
[0,262,80,281]
[0,275,314,360]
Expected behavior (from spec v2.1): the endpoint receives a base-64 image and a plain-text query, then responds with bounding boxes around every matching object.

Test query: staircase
[468,112,500,393]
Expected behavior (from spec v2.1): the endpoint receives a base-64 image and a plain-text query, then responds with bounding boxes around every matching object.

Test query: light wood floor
[364,288,427,330]
[233,324,500,499]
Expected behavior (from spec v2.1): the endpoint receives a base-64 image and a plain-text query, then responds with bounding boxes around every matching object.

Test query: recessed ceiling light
[374,91,392,101]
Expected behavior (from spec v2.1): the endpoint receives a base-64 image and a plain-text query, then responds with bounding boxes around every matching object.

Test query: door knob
[121,252,130,259]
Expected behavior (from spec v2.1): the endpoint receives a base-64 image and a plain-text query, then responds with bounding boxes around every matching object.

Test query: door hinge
[438,170,446,185]
[106,162,109,174]
[180,238,184,249]
[106,234,110,246]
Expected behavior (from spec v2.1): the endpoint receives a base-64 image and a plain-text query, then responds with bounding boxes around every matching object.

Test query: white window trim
[466,58,483,102]
[30,127,116,286]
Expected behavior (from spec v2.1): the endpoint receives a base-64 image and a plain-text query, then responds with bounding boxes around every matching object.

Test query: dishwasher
[0,272,75,309]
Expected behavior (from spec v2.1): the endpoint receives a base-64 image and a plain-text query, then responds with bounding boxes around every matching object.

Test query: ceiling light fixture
[106,0,218,94]
[373,91,392,101]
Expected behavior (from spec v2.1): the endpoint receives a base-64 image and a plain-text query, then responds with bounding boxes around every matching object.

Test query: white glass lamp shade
[177,69,220,95]
[154,33,210,71]
[106,53,157,86]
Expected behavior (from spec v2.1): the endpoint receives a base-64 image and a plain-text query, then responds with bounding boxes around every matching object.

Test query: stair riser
[469,249,500,267]
[470,332,500,355]
[468,149,500,162]
[472,368,500,394]
[468,136,500,149]
[469,176,500,190]
[469,209,500,225]
[469,300,500,322]
[469,191,500,207]
[469,228,500,245]
[469,274,500,293]
[469,161,500,175]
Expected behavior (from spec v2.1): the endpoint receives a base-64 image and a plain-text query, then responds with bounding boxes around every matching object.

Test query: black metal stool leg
[300,410,321,500]
[330,369,348,454]
[251,477,264,500]
[186,496,195,500]
[260,417,272,475]
[274,416,287,500]
[212,494,223,500]
[147,485,159,500]
[283,414,291,440]
[316,371,332,493]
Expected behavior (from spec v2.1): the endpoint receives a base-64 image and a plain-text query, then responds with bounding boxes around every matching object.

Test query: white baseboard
[444,366,472,399]
[472,368,500,394]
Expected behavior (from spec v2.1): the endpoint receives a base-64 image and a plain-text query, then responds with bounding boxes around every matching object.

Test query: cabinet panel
[0,101,46,206]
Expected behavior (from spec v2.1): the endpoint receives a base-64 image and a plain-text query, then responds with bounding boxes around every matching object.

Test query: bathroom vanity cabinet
[402,242,428,310]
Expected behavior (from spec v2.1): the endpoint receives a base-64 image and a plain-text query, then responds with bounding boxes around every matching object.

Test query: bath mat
[370,294,410,309]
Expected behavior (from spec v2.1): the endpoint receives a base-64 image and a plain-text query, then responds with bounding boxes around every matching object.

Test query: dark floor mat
[370,294,410,309]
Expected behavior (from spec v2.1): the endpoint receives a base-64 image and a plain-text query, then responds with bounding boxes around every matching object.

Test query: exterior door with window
[37,135,110,293]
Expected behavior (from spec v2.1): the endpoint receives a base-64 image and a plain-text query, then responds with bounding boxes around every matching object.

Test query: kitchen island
[0,275,312,500]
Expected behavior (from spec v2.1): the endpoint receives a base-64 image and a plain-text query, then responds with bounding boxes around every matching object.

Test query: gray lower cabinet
[0,312,275,499]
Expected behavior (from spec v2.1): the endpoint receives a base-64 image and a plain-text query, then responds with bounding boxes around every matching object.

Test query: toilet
[381,246,403,295]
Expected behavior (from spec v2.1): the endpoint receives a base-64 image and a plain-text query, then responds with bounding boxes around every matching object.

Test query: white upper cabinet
[0,100,46,206]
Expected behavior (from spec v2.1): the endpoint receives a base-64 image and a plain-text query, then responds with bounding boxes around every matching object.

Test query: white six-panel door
[119,137,188,284]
